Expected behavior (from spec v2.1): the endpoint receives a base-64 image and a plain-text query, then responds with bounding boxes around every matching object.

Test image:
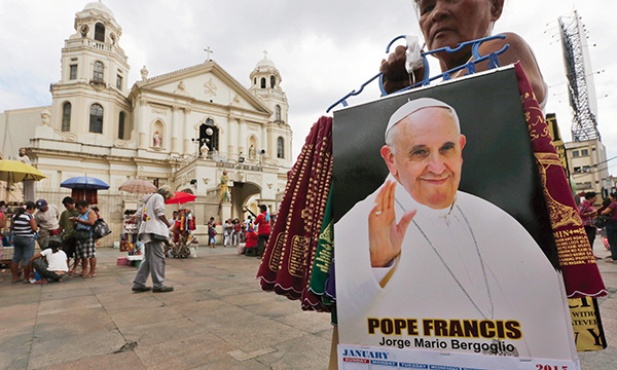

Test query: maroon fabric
[300,118,333,311]
[515,63,606,298]
[257,116,332,310]
[71,189,98,205]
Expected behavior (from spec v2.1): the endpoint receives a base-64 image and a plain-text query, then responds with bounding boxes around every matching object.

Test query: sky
[0,0,615,174]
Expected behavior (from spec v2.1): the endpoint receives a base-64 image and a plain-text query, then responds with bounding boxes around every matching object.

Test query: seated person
[244,224,258,256]
[29,238,69,284]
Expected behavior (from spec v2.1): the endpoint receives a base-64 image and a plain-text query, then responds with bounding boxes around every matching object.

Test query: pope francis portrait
[335,98,577,362]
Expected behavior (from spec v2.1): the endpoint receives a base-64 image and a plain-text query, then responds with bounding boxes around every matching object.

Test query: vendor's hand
[380,45,425,94]
[368,180,416,267]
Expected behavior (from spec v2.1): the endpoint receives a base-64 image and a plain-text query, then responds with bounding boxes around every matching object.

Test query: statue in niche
[200,141,210,157]
[248,145,256,160]
[152,131,162,147]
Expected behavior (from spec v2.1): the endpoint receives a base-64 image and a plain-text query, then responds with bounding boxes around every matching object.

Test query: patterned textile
[76,237,96,259]
[515,63,605,298]
[256,116,333,311]
[578,200,596,227]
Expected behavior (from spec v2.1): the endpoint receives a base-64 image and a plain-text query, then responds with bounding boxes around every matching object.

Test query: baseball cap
[35,199,48,210]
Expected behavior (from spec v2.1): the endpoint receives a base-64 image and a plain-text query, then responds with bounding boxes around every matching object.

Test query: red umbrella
[165,191,196,205]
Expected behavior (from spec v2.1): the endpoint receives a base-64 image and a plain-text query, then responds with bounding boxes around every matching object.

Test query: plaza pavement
[0,239,616,370]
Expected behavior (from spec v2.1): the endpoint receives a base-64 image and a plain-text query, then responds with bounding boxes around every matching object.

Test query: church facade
[0,2,293,242]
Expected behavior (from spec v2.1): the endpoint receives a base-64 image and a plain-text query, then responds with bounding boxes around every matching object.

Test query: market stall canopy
[119,179,157,194]
[0,160,46,183]
[60,176,109,190]
[165,191,196,205]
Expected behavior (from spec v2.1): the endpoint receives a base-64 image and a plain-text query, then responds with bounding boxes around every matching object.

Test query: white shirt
[41,248,68,272]
[35,205,60,231]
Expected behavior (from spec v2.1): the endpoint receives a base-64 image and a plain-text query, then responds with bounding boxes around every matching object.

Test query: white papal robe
[335,176,577,362]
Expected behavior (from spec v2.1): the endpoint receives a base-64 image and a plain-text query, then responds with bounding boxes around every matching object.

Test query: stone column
[137,98,148,149]
[183,108,192,154]
[171,106,181,154]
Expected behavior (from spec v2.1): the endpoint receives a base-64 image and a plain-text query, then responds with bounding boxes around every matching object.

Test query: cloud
[1,0,615,174]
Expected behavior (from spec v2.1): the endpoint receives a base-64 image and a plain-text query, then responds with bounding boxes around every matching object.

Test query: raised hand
[368,180,416,267]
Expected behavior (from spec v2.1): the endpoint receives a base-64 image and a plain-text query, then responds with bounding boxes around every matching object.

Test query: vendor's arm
[474,32,546,105]
[380,45,426,94]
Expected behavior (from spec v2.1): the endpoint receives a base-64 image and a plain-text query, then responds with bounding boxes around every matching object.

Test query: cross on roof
[204,46,214,61]
[263,50,268,59]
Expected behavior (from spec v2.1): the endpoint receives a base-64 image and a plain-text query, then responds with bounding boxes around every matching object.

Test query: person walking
[10,201,38,283]
[132,185,175,293]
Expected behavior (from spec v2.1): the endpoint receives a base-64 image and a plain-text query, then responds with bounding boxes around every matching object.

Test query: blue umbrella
[60,176,110,190]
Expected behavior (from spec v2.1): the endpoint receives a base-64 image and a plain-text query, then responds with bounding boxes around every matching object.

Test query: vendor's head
[380,98,466,210]
[414,0,504,68]
[156,185,173,200]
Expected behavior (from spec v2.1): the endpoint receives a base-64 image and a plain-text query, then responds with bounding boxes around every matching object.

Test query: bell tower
[249,51,292,166]
[49,1,131,144]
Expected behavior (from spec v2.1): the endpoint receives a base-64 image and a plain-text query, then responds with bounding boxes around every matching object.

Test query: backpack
[92,218,112,240]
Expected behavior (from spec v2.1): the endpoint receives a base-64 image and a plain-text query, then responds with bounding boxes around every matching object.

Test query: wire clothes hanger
[326,34,510,113]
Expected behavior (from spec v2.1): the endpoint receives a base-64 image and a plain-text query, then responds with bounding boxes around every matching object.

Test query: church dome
[83,1,116,20]
[255,52,279,73]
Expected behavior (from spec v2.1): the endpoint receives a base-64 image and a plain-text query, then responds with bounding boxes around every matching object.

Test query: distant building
[0,2,293,242]
[564,140,611,197]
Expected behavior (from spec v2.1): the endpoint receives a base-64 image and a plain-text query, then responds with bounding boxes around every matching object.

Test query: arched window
[89,104,103,133]
[118,111,126,139]
[270,75,276,88]
[275,105,281,122]
[94,23,105,42]
[253,77,256,85]
[277,137,285,159]
[93,61,104,83]
[260,77,266,88]
[61,102,71,132]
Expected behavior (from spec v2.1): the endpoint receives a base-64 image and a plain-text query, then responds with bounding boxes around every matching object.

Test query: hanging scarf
[514,63,606,298]
[256,116,333,311]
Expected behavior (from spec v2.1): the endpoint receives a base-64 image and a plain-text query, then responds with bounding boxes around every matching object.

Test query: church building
[0,2,293,242]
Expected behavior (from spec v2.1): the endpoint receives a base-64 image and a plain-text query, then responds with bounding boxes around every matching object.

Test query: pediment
[133,62,269,114]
